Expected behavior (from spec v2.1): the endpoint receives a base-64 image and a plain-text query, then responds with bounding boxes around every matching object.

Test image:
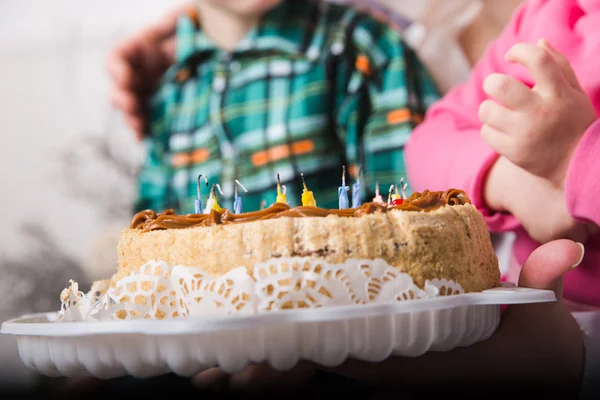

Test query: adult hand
[107,3,192,140]
[325,239,587,397]
[479,39,597,188]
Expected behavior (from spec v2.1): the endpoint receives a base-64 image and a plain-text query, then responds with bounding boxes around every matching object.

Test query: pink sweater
[405,0,600,308]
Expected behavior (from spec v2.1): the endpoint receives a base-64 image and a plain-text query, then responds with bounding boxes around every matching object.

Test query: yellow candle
[301,173,316,207]
[276,174,287,204]
[205,184,224,213]
[212,196,223,212]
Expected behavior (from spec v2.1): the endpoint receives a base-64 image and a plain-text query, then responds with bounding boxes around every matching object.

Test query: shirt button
[213,76,226,92]
[331,42,344,55]
[307,47,320,61]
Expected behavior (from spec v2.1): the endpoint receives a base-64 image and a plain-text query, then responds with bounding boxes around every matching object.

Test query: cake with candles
[106,168,500,311]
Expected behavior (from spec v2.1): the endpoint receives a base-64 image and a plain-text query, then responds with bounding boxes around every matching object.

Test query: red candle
[391,198,404,206]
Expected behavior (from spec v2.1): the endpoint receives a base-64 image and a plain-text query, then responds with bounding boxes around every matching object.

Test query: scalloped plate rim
[1,286,555,337]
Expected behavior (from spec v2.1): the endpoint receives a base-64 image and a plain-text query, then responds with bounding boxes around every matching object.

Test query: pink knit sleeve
[404,1,545,233]
[565,120,600,225]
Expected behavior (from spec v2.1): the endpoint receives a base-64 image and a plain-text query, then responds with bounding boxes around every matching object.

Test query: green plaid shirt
[135,0,439,214]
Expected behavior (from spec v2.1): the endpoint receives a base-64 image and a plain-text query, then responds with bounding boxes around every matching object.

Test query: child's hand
[478,39,597,188]
[484,156,598,244]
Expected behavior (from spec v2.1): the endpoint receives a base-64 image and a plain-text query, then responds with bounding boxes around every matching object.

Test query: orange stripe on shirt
[171,148,210,168]
[386,108,412,125]
[251,139,315,167]
[356,55,371,76]
[387,109,425,126]
[190,148,209,164]
[291,139,315,155]
[171,153,190,168]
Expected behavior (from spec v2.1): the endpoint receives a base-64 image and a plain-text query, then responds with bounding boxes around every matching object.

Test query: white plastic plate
[1,284,555,380]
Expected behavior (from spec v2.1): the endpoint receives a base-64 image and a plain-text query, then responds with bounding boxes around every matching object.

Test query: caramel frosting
[131,189,471,232]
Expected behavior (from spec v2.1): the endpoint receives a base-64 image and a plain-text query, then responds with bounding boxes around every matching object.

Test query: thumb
[518,239,585,298]
[537,38,582,90]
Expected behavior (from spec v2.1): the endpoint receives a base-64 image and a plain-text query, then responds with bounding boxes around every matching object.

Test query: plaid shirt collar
[176,0,328,64]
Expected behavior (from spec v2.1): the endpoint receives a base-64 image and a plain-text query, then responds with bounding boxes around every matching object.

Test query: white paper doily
[55,258,471,322]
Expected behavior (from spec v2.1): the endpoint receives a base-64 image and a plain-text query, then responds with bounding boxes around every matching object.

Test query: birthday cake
[113,187,497,293]
[58,175,499,321]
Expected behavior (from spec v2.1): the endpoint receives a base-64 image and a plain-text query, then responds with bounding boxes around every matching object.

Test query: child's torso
[147,1,424,214]
[161,51,354,213]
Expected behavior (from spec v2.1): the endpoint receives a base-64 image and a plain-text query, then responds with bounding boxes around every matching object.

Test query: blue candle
[339,166,350,209]
[233,195,243,214]
[351,166,362,208]
[233,179,248,214]
[195,174,208,214]
[351,182,360,208]
[339,186,350,209]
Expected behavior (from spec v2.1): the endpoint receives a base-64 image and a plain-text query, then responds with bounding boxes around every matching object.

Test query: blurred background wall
[0,0,186,387]
[0,0,520,390]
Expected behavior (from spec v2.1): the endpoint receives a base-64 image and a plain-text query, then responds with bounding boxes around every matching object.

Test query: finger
[192,367,229,389]
[110,88,141,115]
[518,239,585,297]
[228,362,316,392]
[483,73,538,110]
[537,38,582,90]
[125,114,147,141]
[478,98,520,132]
[147,18,179,44]
[505,42,565,95]
[106,45,146,91]
[480,124,513,156]
[228,364,280,391]
[135,130,145,141]
[106,48,131,84]
[160,36,177,65]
